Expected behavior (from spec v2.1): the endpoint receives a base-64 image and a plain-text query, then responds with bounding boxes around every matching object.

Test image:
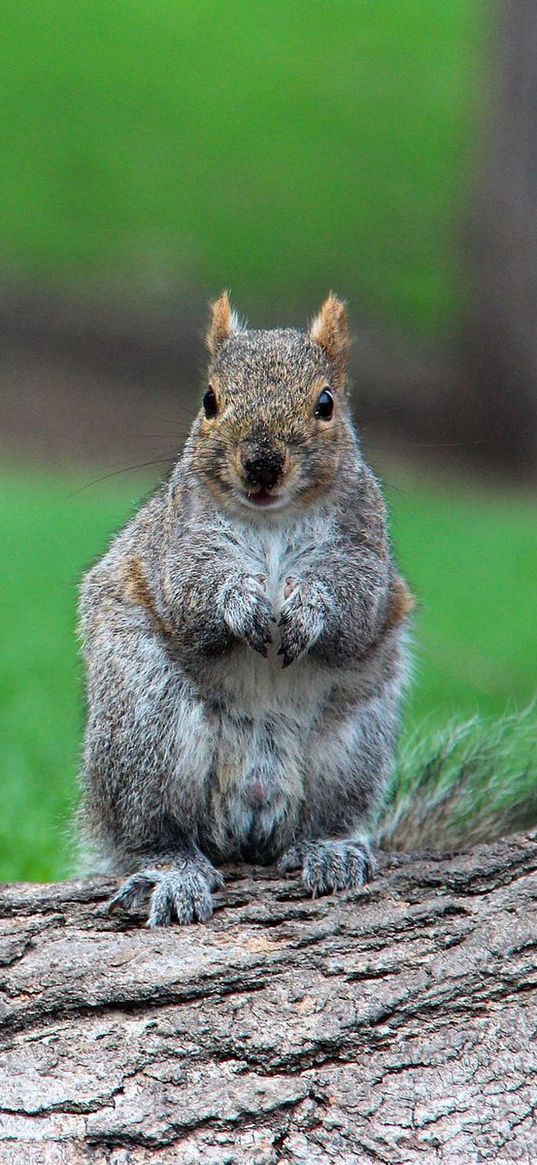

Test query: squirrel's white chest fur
[253,522,299,612]
[212,510,335,714]
[205,511,337,851]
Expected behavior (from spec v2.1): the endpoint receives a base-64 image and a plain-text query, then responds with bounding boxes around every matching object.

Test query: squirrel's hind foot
[107,858,224,927]
[279,839,373,897]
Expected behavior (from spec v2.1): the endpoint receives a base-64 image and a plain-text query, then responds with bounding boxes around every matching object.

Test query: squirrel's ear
[309,294,349,382]
[207,291,239,357]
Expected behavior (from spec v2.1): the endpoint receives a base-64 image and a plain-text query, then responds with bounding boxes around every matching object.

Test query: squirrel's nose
[241,448,284,491]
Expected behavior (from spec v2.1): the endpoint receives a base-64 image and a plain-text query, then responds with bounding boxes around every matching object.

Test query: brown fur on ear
[309,293,349,381]
[207,291,237,357]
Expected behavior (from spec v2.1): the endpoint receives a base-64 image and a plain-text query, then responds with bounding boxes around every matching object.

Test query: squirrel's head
[190,292,356,515]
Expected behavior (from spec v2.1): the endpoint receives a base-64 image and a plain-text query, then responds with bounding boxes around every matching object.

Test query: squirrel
[78,292,415,926]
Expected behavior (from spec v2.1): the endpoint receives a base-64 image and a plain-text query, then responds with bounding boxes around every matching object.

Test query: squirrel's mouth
[245,488,277,507]
[237,482,292,512]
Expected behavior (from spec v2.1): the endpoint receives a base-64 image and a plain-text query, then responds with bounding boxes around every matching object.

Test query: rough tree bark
[1,834,537,1164]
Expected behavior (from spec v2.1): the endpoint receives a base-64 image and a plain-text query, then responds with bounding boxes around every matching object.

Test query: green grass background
[1,467,535,882]
[1,0,483,334]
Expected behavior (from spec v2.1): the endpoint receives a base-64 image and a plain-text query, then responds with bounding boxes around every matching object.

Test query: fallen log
[1,834,537,1164]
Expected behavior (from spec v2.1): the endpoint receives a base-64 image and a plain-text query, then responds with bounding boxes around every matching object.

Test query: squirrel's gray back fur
[78,293,414,925]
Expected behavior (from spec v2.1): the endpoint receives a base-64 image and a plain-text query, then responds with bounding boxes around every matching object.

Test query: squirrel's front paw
[220,574,273,656]
[107,858,224,927]
[277,579,328,667]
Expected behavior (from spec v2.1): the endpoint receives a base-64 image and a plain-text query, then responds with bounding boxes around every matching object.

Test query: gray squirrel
[78,293,415,926]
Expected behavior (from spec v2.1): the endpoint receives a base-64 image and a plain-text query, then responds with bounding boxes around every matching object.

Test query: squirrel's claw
[277,646,293,668]
[106,860,223,927]
[249,624,273,657]
[301,840,373,897]
[220,575,273,657]
[146,868,214,927]
[278,839,373,896]
[276,581,326,665]
[107,871,156,914]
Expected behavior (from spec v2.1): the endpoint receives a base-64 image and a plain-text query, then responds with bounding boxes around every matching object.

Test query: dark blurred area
[2,2,536,480]
[1,284,457,473]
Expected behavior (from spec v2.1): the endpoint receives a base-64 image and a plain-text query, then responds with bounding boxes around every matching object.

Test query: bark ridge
[1,835,537,1163]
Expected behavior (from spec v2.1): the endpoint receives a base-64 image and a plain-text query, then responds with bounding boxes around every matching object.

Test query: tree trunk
[1,833,537,1164]
[465,0,537,473]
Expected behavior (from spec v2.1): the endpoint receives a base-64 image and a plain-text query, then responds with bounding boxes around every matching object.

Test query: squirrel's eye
[314,388,334,420]
[203,386,218,419]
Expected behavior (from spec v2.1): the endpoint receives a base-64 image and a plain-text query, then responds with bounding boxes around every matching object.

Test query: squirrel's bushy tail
[377,704,537,853]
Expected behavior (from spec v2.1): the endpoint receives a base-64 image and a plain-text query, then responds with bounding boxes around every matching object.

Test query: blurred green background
[2,0,482,330]
[1,1,535,882]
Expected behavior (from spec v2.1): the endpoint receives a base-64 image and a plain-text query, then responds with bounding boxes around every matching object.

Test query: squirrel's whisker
[66,458,177,498]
